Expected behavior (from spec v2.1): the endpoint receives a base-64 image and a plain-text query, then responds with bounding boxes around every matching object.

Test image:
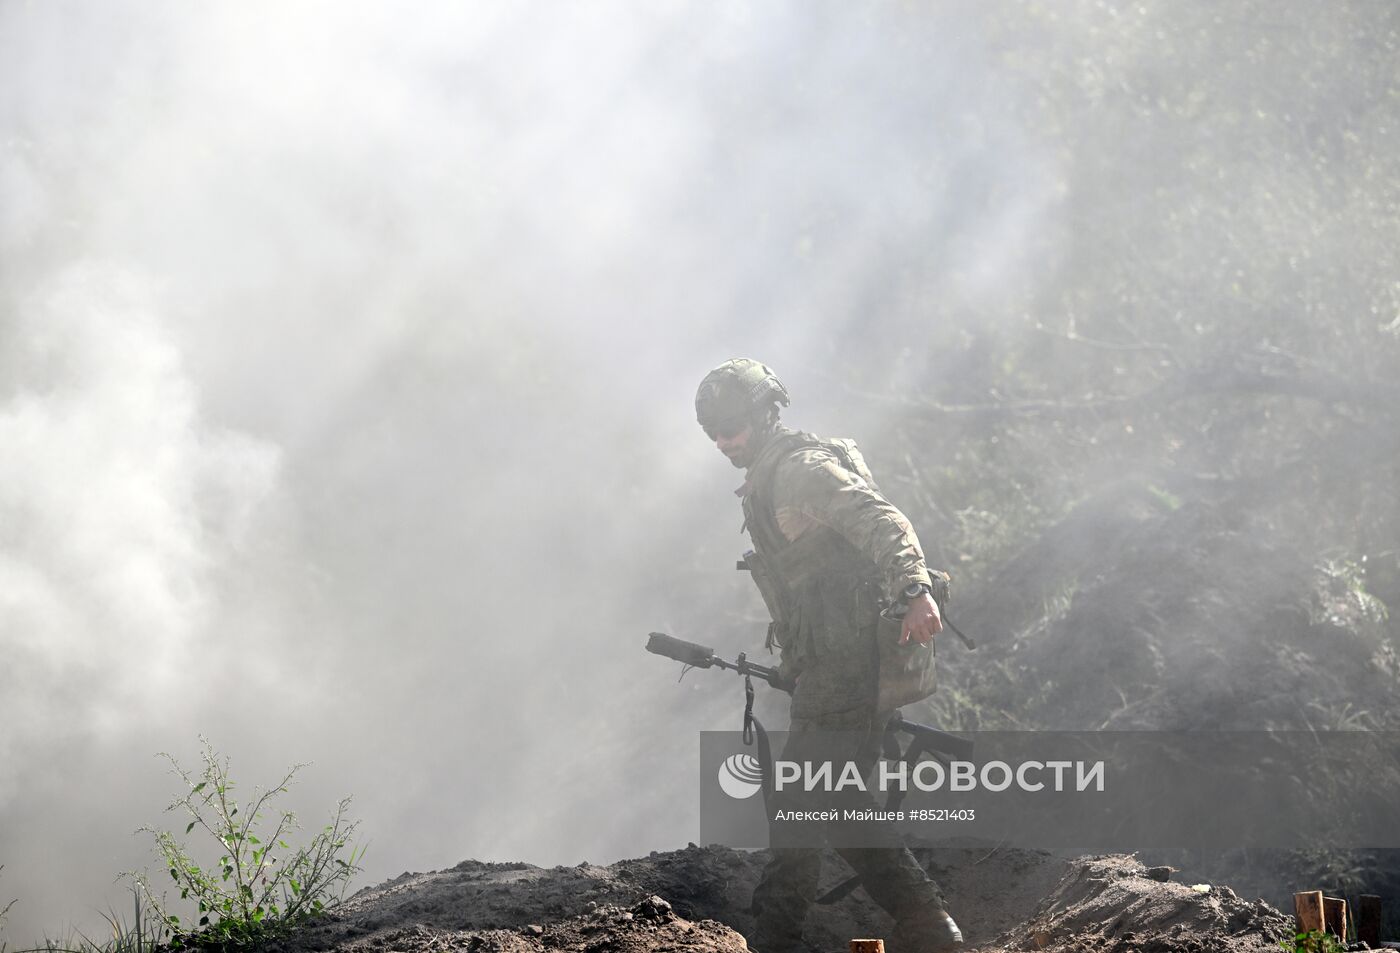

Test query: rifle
[644,632,974,764]
[646,631,975,905]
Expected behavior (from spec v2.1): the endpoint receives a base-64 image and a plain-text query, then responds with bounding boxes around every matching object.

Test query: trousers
[749,704,944,953]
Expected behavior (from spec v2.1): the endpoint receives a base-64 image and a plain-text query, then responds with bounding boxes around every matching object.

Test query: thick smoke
[9,0,1389,945]
[0,2,1054,940]
[0,265,279,768]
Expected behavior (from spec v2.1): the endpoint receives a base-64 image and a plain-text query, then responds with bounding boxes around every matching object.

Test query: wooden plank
[1294,891,1325,936]
[850,941,885,953]
[1323,896,1347,939]
[1359,895,1382,948]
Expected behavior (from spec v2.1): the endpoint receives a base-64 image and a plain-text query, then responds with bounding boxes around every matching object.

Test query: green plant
[1280,929,1346,953]
[132,741,364,950]
[45,888,164,953]
[0,885,159,953]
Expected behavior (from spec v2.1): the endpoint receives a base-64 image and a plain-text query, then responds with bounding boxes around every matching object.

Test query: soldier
[696,358,963,953]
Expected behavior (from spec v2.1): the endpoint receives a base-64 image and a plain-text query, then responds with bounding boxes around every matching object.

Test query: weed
[1280,929,1346,953]
[2,887,162,953]
[131,740,364,950]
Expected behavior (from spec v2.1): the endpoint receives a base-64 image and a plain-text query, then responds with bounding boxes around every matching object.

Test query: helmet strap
[747,405,781,451]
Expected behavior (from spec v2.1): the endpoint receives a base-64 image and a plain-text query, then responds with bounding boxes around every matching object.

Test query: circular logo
[718,753,765,800]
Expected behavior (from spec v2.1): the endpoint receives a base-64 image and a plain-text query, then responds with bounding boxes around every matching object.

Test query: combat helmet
[695,358,790,437]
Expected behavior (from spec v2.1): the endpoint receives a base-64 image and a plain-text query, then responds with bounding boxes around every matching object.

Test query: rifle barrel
[646,632,972,760]
[645,632,717,668]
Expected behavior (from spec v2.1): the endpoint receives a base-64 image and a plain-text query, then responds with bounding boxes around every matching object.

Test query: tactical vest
[739,430,885,679]
[739,429,944,713]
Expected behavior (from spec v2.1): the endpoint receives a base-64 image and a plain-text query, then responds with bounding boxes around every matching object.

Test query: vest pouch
[741,550,790,626]
[874,607,938,711]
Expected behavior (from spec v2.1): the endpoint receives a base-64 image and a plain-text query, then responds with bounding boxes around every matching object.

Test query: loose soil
[263,844,1293,953]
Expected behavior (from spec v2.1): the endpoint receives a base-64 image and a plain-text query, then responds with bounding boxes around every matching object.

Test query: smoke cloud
[11,0,1383,943]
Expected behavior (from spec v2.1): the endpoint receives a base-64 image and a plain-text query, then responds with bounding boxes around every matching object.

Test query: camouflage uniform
[740,427,949,953]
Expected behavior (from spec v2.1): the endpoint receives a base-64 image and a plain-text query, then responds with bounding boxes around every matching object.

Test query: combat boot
[890,905,963,953]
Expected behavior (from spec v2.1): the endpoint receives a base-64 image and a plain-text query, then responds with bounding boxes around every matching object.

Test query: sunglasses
[703,420,748,441]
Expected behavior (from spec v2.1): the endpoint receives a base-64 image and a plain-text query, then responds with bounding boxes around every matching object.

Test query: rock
[632,896,673,922]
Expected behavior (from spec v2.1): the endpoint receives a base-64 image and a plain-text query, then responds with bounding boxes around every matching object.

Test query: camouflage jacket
[740,428,933,713]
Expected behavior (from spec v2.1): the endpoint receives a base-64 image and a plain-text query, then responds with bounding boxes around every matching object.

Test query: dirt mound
[998,855,1292,953]
[259,846,1290,953]
[612,841,1070,949]
[335,859,639,932]
[268,894,743,953]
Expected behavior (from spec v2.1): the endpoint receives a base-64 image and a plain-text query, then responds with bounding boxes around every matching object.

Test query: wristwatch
[902,582,932,603]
